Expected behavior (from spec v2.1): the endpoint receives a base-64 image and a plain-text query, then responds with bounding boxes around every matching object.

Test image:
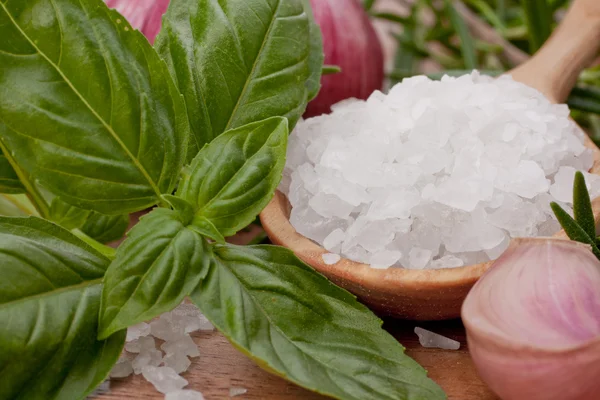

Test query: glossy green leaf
[49,198,91,230]
[81,212,130,244]
[156,0,310,152]
[99,208,212,339]
[191,244,446,400]
[177,117,288,237]
[0,194,39,217]
[551,202,600,259]
[573,171,596,239]
[0,151,24,194]
[0,141,49,218]
[163,194,226,243]
[0,0,190,215]
[0,217,124,400]
[302,0,324,101]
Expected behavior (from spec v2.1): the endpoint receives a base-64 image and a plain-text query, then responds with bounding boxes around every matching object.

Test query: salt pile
[414,327,460,350]
[282,71,600,269]
[109,303,214,399]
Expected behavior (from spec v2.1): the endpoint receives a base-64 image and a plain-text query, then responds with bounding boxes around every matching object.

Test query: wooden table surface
[97,318,497,400]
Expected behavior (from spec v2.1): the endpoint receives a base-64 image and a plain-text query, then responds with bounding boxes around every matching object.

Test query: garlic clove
[462,238,600,400]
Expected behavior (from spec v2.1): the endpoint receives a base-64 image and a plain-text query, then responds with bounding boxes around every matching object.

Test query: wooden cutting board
[96,318,498,400]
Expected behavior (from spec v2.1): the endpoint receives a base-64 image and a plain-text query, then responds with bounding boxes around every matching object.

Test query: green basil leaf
[0,0,190,215]
[573,171,596,239]
[551,202,600,258]
[177,117,288,237]
[189,216,226,244]
[156,0,310,152]
[49,198,92,230]
[0,217,124,400]
[99,208,212,339]
[163,194,227,242]
[0,194,39,217]
[0,151,24,194]
[191,244,446,400]
[81,212,130,244]
[302,0,324,101]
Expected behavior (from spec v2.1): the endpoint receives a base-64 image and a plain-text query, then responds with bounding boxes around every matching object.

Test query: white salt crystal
[428,255,464,269]
[171,303,214,332]
[141,366,188,394]
[165,390,205,400]
[151,315,184,341]
[323,228,345,251]
[321,253,341,265]
[162,335,200,358]
[414,327,460,350]
[369,250,402,269]
[162,353,192,374]
[110,355,134,378]
[132,348,163,374]
[408,248,432,270]
[484,235,510,260]
[126,322,151,342]
[281,71,592,269]
[125,336,156,354]
[229,387,248,397]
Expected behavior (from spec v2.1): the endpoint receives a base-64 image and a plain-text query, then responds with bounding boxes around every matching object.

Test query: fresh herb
[552,172,600,258]
[0,0,444,399]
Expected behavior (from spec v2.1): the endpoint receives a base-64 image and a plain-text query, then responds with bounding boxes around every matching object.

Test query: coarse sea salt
[322,253,341,265]
[108,303,209,398]
[414,327,460,350]
[229,387,248,397]
[282,71,600,269]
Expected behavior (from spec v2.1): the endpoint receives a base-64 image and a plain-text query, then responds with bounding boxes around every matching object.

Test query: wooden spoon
[260,0,600,320]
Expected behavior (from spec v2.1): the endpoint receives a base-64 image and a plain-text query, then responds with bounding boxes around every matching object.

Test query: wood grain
[96,319,497,400]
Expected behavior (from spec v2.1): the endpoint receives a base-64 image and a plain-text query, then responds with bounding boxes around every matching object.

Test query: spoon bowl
[261,0,600,320]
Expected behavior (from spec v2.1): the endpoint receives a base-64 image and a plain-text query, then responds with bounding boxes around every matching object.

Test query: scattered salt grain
[282,71,600,269]
[322,253,341,265]
[132,348,163,374]
[162,335,200,358]
[110,354,134,378]
[162,353,192,374]
[165,390,205,400]
[414,327,460,350]
[142,366,188,394]
[107,303,218,399]
[229,387,248,397]
[125,335,155,354]
[126,322,151,342]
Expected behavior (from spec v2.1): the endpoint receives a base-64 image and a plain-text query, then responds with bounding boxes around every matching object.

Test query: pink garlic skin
[305,0,384,117]
[104,0,169,44]
[462,238,600,400]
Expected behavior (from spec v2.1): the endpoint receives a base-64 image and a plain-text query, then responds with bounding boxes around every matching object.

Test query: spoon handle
[510,0,600,103]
